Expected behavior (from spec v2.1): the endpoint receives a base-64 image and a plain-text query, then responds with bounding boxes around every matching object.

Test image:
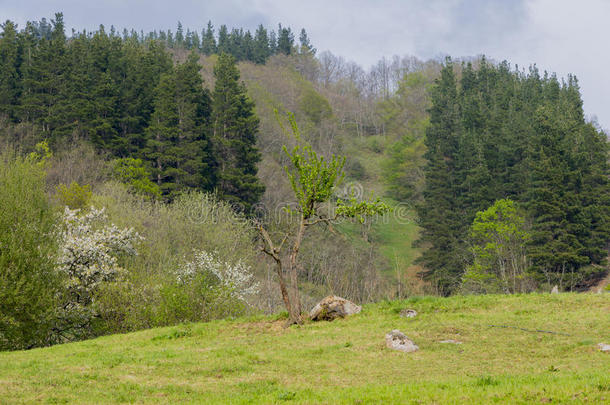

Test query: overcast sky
[1,0,607,129]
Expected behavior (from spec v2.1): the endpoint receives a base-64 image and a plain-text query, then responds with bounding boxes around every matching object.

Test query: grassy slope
[1,294,609,404]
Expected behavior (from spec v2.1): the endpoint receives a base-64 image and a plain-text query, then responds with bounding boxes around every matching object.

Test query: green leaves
[283,142,344,219]
[278,111,390,222]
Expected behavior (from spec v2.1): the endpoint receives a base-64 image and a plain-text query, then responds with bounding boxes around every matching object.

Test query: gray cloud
[0,0,607,129]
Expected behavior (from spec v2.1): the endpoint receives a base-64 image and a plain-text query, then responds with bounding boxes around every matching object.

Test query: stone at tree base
[598,343,610,352]
[385,329,419,352]
[309,295,361,321]
[551,285,559,294]
[399,309,417,318]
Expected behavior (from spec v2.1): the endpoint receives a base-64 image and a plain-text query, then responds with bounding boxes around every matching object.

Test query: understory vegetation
[0,13,608,351]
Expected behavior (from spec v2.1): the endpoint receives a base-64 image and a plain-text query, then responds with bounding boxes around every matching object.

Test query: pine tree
[217,25,229,54]
[298,28,315,55]
[175,22,184,47]
[201,21,216,55]
[211,53,264,213]
[415,59,463,294]
[144,52,214,198]
[276,24,294,55]
[0,20,19,118]
[253,24,270,64]
[18,12,66,138]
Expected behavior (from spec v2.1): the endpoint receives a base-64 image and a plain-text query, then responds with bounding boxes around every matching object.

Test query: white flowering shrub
[177,250,259,301]
[56,206,141,336]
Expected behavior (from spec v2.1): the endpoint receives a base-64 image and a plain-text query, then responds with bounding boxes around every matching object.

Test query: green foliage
[111,158,161,199]
[0,151,61,350]
[144,52,214,199]
[281,117,345,218]
[212,53,264,213]
[280,111,391,222]
[462,199,533,294]
[299,87,332,124]
[91,184,256,333]
[55,181,93,209]
[417,59,609,293]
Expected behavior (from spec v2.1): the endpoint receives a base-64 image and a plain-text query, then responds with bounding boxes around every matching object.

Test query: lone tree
[257,113,390,325]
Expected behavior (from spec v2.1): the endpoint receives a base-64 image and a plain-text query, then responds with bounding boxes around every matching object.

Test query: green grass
[337,198,421,285]
[1,294,609,404]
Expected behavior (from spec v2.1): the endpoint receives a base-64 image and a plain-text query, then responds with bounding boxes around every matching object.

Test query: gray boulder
[385,329,419,353]
[399,309,418,318]
[309,295,361,321]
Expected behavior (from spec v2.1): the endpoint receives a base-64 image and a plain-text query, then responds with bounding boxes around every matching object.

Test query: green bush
[55,181,92,209]
[110,158,161,200]
[92,183,257,333]
[299,87,332,124]
[0,151,62,350]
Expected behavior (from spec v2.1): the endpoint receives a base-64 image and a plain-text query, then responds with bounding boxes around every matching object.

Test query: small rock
[439,339,462,344]
[551,285,559,294]
[309,295,361,321]
[598,343,610,352]
[399,309,418,318]
[385,329,419,353]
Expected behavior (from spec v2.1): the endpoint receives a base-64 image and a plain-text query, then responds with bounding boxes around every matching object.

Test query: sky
[1,0,607,129]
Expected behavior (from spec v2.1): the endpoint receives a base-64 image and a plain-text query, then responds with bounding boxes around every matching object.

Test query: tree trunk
[287,218,306,324]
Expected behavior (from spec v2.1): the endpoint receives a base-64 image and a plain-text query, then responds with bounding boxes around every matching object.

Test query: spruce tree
[253,24,270,64]
[217,25,229,54]
[211,53,264,213]
[201,21,217,55]
[276,24,294,55]
[415,59,463,294]
[0,20,19,119]
[18,12,66,139]
[144,52,214,198]
[298,28,315,55]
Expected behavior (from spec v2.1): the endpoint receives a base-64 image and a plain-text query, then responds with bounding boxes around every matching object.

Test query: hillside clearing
[1,293,608,404]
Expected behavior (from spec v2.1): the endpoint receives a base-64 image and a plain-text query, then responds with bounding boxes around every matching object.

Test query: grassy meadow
[0,293,608,404]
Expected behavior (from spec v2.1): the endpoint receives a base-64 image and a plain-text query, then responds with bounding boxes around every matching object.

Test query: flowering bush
[55,206,141,338]
[176,250,259,301]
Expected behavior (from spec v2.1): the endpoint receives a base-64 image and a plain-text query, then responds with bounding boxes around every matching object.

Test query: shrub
[55,181,92,209]
[92,184,258,332]
[0,151,61,350]
[54,207,141,341]
[110,158,161,200]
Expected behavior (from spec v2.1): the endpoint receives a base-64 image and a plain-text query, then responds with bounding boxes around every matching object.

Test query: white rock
[439,339,462,344]
[385,329,419,353]
[598,343,610,352]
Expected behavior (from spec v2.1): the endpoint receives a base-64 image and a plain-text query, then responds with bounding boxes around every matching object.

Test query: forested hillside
[0,14,608,350]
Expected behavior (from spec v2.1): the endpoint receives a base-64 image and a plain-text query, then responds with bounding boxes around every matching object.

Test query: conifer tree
[144,52,214,198]
[18,12,66,138]
[276,24,294,55]
[298,28,315,55]
[253,24,270,64]
[211,53,264,213]
[175,22,184,47]
[0,20,19,118]
[217,25,229,54]
[415,59,464,294]
[201,21,217,55]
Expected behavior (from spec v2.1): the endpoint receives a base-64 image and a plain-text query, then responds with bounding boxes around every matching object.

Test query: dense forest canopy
[416,59,609,294]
